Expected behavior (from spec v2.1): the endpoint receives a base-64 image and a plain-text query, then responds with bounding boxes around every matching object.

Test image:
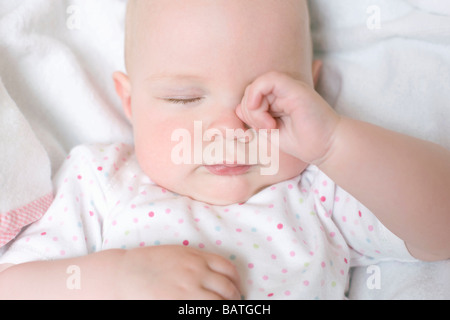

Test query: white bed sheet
[0,0,449,299]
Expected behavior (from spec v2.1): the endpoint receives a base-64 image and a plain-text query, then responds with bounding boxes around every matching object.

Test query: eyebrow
[144,73,207,84]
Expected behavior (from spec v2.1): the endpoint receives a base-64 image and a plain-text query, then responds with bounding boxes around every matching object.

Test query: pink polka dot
[131,204,136,209]
[133,218,139,223]
[183,240,189,246]
[198,243,205,249]
[248,263,254,269]
[266,236,272,241]
[271,254,277,260]
[281,268,288,274]
[262,275,269,281]
[97,166,103,171]
[288,184,293,189]
[268,204,274,209]
[236,228,242,233]
[321,261,326,268]
[267,293,274,298]
[77,175,82,180]
[89,211,94,217]
[289,251,295,257]
[60,250,66,256]
[320,196,326,202]
[148,211,155,218]
[139,242,145,247]
[303,280,310,286]
[178,219,184,224]
[284,290,291,296]
[368,225,374,232]
[165,208,171,214]
[277,223,283,230]
[330,232,336,238]
[215,240,222,245]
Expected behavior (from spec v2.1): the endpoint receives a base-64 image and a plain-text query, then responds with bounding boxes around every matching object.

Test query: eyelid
[159,96,204,105]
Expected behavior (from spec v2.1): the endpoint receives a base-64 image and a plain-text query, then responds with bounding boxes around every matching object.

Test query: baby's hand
[236,72,341,165]
[116,245,241,300]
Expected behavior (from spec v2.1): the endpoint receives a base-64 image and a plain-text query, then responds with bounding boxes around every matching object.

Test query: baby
[0,0,449,300]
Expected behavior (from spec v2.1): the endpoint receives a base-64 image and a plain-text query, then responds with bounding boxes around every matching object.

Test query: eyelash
[165,97,203,105]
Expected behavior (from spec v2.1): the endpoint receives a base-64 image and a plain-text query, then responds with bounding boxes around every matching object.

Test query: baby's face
[115,0,315,205]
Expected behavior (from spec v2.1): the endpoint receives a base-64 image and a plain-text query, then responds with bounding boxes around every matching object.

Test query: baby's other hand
[116,245,241,300]
[236,71,340,165]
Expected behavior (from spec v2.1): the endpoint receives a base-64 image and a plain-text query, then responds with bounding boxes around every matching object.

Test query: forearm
[0,249,125,299]
[319,117,450,261]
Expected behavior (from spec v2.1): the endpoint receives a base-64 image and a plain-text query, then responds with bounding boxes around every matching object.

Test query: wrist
[309,113,343,168]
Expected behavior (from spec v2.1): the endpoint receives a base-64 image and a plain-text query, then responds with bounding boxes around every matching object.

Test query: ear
[113,71,132,121]
[312,60,323,88]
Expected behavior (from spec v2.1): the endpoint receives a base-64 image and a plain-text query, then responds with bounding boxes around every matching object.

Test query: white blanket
[0,0,448,299]
[0,79,52,246]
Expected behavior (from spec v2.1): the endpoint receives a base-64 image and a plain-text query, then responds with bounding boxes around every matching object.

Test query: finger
[240,91,277,130]
[246,72,306,116]
[206,254,241,291]
[201,272,241,300]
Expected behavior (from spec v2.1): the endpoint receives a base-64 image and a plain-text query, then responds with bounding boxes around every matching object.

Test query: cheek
[134,117,181,163]
[132,111,193,180]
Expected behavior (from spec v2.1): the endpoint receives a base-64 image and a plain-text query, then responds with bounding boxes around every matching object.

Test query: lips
[205,164,252,176]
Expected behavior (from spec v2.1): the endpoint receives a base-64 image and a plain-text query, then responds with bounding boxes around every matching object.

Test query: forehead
[127,0,311,81]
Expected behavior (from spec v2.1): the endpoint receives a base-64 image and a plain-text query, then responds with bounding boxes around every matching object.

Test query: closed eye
[164,97,204,105]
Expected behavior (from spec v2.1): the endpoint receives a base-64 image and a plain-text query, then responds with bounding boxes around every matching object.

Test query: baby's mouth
[204,164,252,176]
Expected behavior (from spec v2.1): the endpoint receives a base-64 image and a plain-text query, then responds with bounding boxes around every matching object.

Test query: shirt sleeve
[0,144,119,265]
[305,167,417,267]
[332,180,417,266]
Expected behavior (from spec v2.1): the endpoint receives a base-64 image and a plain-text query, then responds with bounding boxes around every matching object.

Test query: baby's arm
[238,71,450,261]
[318,117,450,261]
[0,246,240,299]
